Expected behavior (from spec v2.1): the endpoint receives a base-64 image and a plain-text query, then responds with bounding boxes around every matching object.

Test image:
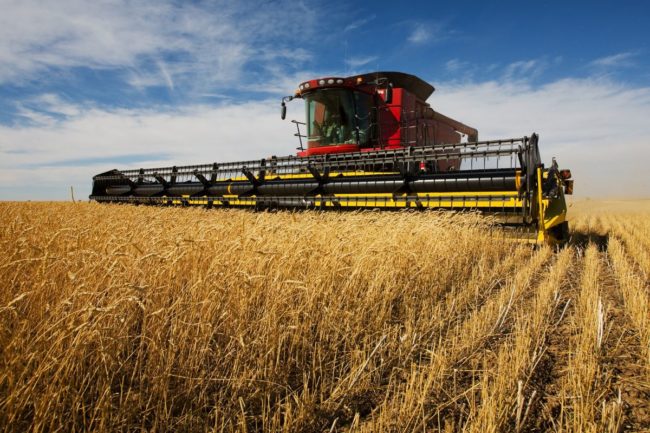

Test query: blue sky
[0,0,649,199]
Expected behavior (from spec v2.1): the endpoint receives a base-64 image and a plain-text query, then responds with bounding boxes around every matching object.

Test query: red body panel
[297,144,359,157]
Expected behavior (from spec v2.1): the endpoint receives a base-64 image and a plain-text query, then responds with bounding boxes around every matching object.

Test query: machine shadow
[569,229,609,251]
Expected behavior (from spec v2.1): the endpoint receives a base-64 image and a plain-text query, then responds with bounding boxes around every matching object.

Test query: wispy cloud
[36,94,82,117]
[445,59,469,72]
[503,59,541,80]
[407,25,431,44]
[156,60,174,92]
[0,0,318,93]
[343,15,376,33]
[406,21,449,45]
[15,107,57,127]
[442,58,544,82]
[432,77,650,197]
[29,153,173,168]
[345,56,378,68]
[14,94,83,126]
[0,100,299,199]
[590,51,637,68]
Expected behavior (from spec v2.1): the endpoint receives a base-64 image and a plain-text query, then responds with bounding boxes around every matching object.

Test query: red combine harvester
[91,71,573,243]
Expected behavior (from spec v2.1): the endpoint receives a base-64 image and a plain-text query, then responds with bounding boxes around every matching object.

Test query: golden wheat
[1,201,649,432]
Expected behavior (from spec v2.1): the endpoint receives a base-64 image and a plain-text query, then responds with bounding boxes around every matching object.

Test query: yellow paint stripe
[182,198,522,208]
[515,170,522,191]
[225,171,399,181]
[331,191,519,198]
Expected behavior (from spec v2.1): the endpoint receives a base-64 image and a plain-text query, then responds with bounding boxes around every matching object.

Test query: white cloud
[0,0,316,88]
[14,107,57,127]
[14,94,83,125]
[503,60,540,80]
[345,56,378,68]
[0,101,299,200]
[407,25,431,44]
[156,60,174,92]
[0,1,174,81]
[33,94,82,117]
[590,51,637,68]
[445,59,468,72]
[343,15,376,33]
[406,21,450,45]
[430,77,650,198]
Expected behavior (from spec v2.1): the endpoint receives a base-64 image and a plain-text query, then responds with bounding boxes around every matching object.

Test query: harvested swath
[608,217,650,280]
[608,237,650,370]
[356,247,551,431]
[463,248,572,433]
[553,245,616,432]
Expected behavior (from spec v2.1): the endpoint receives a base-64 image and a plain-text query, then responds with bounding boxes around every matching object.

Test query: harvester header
[91,71,573,244]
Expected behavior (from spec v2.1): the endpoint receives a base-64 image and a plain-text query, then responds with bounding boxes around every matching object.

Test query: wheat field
[0,201,648,432]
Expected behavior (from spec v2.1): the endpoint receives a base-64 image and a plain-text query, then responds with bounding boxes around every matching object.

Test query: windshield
[305,89,373,148]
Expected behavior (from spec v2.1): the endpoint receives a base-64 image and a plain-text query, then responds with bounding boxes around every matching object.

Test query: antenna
[344,39,348,75]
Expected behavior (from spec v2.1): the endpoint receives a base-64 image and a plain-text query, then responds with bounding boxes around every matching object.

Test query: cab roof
[354,71,435,100]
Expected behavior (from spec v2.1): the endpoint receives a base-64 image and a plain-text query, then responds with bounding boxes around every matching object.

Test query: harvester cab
[90,71,573,244]
[281,72,478,163]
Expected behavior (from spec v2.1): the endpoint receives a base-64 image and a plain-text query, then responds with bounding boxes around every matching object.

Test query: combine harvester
[90,72,573,244]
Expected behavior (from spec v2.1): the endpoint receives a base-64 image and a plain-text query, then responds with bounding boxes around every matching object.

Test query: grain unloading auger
[91,72,573,244]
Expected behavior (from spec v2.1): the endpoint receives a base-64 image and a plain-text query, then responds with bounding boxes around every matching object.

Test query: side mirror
[385,84,393,104]
[280,95,294,120]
